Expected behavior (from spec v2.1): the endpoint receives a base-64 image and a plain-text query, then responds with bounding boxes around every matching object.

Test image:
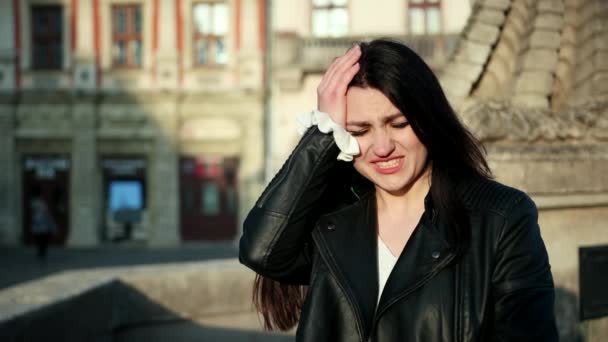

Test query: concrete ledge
[0,259,274,342]
[533,193,608,210]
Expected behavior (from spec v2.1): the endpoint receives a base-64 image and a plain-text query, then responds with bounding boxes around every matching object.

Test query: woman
[239,39,557,341]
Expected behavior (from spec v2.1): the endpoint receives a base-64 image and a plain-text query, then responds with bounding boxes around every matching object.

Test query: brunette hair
[254,39,491,331]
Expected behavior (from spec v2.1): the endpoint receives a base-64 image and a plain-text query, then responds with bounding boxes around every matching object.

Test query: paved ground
[0,243,299,341]
[114,321,294,342]
[0,242,238,290]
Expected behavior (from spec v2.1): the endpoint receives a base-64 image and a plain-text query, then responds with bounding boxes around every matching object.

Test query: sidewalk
[0,242,238,290]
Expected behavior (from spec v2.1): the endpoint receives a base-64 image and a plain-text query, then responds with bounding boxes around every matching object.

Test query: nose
[371,128,395,157]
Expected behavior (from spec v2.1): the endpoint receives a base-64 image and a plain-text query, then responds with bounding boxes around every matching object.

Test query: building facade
[0,0,267,246]
[0,0,472,246]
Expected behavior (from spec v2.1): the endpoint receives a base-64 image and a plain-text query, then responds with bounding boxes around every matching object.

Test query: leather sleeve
[239,127,342,284]
[490,195,559,341]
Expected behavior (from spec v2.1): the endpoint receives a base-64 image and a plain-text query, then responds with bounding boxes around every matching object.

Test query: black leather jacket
[240,128,558,342]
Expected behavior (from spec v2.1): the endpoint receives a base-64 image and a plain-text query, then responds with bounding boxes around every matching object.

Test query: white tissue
[296,110,360,162]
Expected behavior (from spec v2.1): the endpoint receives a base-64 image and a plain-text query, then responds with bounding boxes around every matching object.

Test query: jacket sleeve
[239,127,342,284]
[490,194,559,341]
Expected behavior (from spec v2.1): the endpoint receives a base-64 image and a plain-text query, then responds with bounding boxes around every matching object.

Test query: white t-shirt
[377,236,399,303]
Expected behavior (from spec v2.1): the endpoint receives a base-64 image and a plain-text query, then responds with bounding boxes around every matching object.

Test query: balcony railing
[275,33,460,73]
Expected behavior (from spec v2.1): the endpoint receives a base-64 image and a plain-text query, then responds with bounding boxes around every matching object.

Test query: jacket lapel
[375,214,456,317]
[313,192,379,335]
[313,187,458,330]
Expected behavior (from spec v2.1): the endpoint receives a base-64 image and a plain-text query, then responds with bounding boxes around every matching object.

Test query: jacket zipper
[367,252,456,341]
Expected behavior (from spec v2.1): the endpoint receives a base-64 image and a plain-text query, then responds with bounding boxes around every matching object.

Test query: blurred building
[0,0,267,246]
[269,0,473,171]
[0,0,472,247]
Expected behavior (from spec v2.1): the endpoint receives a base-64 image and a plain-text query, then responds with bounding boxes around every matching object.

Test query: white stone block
[534,13,565,30]
[593,34,608,51]
[439,75,473,97]
[592,73,608,94]
[466,22,501,44]
[529,30,562,49]
[538,0,565,13]
[521,49,559,71]
[454,40,493,64]
[515,71,554,94]
[481,0,511,11]
[560,26,576,45]
[512,93,549,108]
[444,62,484,81]
[596,52,608,70]
[477,8,506,26]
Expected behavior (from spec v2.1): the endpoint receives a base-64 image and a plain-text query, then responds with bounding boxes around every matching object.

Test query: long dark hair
[254,39,492,331]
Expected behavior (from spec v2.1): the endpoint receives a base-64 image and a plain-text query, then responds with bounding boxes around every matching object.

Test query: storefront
[22,155,70,245]
[179,156,239,241]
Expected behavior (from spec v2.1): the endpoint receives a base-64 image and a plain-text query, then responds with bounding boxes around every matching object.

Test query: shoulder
[458,177,535,218]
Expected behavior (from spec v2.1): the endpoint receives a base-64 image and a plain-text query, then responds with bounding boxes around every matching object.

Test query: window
[112,5,142,67]
[312,0,348,37]
[108,180,144,223]
[193,1,228,66]
[201,183,220,215]
[31,6,63,70]
[408,0,441,35]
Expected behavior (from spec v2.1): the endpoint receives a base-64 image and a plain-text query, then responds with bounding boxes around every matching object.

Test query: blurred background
[0,0,606,341]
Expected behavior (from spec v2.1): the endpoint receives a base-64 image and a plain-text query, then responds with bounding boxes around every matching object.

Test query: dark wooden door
[179,156,239,241]
[22,155,70,245]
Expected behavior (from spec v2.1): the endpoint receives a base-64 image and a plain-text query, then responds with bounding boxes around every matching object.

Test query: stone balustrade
[274,33,460,72]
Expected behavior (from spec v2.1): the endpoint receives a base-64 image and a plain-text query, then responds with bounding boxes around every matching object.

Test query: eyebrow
[346,113,405,127]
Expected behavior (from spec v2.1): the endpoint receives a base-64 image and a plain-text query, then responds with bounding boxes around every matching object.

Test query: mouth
[372,157,403,174]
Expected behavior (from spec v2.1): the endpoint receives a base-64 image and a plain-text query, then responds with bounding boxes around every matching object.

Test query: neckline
[378,236,399,259]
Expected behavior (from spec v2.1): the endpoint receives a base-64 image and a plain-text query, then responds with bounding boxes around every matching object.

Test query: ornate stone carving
[461,97,608,143]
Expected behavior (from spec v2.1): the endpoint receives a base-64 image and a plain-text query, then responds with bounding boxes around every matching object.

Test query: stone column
[148,98,180,246]
[68,97,99,246]
[73,0,97,90]
[0,100,18,245]
[0,0,16,92]
[155,0,179,90]
[238,0,264,89]
[0,1,18,244]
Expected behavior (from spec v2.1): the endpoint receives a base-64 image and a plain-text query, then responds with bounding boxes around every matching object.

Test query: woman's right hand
[317,45,361,128]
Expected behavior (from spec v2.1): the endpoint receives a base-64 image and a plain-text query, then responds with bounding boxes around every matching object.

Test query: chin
[373,178,412,194]
[356,168,411,194]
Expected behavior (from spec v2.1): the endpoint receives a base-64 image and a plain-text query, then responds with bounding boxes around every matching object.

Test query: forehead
[346,87,401,121]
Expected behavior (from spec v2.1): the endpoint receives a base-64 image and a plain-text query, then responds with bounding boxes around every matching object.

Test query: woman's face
[346,87,430,195]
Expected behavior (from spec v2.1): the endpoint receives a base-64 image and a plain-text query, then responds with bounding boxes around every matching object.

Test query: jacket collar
[312,190,456,334]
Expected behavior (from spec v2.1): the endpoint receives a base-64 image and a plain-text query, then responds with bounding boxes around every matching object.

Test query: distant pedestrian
[30,186,57,260]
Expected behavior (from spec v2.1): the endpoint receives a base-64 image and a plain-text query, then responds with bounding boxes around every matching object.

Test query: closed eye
[348,129,368,137]
[392,122,409,129]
